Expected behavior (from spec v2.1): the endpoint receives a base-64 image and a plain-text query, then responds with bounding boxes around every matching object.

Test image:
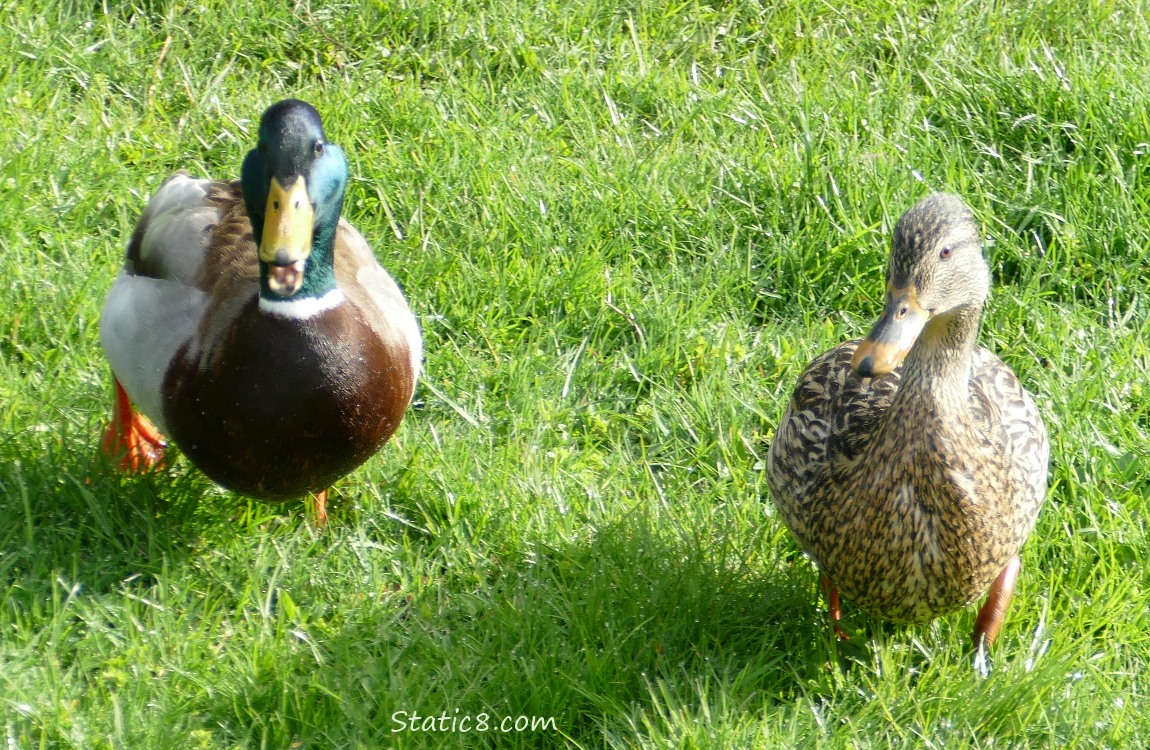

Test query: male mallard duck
[766,193,1048,647]
[99,99,422,524]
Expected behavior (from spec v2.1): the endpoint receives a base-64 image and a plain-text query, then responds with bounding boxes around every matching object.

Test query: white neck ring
[258,289,346,319]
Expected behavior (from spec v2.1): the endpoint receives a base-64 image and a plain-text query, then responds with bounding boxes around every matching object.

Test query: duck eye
[940,245,953,260]
[313,140,325,157]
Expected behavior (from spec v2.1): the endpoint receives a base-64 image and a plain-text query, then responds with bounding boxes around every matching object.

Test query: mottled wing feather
[766,339,900,552]
[183,181,261,371]
[101,173,230,434]
[970,347,1050,539]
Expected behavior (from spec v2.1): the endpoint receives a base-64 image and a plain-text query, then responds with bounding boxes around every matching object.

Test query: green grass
[2,0,1149,747]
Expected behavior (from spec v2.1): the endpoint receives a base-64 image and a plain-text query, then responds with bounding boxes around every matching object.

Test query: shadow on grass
[183,507,841,748]
[0,432,212,600]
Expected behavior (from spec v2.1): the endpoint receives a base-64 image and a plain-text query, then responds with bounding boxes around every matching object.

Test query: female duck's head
[853,193,990,377]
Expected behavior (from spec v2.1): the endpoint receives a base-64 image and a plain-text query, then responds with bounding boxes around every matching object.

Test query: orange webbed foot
[102,378,167,472]
[972,556,1021,649]
[310,489,329,528]
[821,574,850,641]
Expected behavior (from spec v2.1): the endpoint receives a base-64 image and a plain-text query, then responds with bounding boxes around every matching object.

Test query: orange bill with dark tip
[851,285,930,377]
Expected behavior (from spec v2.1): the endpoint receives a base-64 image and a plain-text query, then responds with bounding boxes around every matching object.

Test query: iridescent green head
[241,99,348,301]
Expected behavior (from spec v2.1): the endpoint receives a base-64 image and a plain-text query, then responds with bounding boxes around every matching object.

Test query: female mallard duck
[99,99,422,524]
[766,193,1048,647]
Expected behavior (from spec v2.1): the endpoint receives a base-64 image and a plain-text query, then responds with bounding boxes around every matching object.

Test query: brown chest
[162,302,414,500]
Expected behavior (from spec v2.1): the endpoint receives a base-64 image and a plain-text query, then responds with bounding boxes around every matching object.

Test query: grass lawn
[2,0,1148,747]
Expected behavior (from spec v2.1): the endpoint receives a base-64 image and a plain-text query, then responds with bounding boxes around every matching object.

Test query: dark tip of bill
[855,356,874,378]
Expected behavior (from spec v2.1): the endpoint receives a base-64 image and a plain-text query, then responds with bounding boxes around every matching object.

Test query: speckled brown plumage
[766,193,1048,642]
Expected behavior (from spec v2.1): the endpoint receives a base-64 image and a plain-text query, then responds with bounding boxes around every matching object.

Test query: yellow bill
[260,176,314,297]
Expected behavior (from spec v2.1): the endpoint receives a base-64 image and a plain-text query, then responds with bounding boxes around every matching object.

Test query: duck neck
[897,303,982,416]
[258,214,345,319]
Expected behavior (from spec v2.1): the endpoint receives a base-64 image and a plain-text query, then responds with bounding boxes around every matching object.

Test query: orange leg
[101,377,167,472]
[310,489,328,528]
[972,556,1021,649]
[820,574,850,641]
